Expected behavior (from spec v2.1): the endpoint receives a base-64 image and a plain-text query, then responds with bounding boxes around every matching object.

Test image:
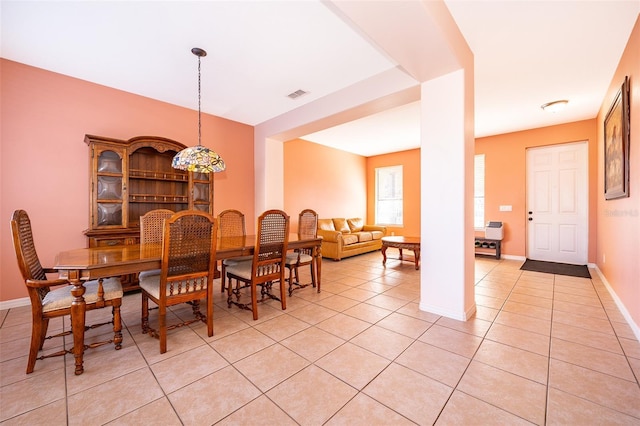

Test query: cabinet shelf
[129,169,188,181]
[474,238,501,260]
[129,194,188,203]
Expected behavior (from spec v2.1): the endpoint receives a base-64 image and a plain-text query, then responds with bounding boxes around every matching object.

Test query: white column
[419,69,476,320]
[254,135,284,217]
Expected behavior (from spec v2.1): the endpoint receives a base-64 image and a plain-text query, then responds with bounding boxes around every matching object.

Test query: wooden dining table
[54,234,322,375]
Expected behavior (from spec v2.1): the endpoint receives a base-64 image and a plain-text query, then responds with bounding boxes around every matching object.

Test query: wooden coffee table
[381,236,421,270]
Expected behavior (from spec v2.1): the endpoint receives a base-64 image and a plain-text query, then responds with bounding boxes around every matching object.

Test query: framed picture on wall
[604,76,630,200]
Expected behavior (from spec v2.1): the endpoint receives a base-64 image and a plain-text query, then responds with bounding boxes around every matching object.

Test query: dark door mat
[520,259,591,278]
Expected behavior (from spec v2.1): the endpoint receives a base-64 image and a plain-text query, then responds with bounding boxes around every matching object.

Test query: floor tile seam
[339,304,393,324]
[374,311,435,339]
[315,346,441,424]
[459,263,552,423]
[221,390,301,425]
[547,349,638,384]
[321,390,415,426]
[549,330,626,354]
[0,394,68,423]
[546,386,640,422]
[585,278,640,386]
[484,326,554,354]
[231,348,312,395]
[542,275,560,425]
[446,388,537,425]
[442,262,508,406]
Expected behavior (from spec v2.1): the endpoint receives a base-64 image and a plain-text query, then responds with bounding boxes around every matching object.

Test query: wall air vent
[287,89,308,100]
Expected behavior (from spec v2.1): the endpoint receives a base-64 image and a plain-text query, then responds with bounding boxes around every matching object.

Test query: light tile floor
[2,251,640,425]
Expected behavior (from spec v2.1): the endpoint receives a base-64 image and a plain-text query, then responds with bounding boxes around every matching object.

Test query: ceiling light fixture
[172,47,226,173]
[541,99,569,113]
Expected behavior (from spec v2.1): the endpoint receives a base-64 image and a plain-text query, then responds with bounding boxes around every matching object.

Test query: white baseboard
[594,265,640,342]
[501,254,526,261]
[0,297,30,311]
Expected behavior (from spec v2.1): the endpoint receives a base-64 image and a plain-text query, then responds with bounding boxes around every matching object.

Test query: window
[474,154,485,229]
[375,165,403,226]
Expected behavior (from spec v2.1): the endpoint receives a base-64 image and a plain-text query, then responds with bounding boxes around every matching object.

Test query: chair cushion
[224,260,254,280]
[371,231,384,240]
[139,269,161,280]
[332,218,350,233]
[139,274,209,299]
[342,234,358,245]
[42,277,123,313]
[347,218,364,232]
[285,252,313,266]
[317,219,335,231]
[223,255,253,266]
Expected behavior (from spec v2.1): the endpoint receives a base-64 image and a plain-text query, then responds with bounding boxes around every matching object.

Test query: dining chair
[218,209,252,292]
[285,209,318,296]
[10,209,123,374]
[226,209,290,320]
[140,210,217,353]
[138,209,174,279]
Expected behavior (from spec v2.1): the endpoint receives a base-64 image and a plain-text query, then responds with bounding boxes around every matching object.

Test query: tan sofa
[317,218,386,260]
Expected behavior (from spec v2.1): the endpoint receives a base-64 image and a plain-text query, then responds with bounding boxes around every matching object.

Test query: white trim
[594,265,640,342]
[501,254,526,261]
[0,297,30,310]
[419,301,476,321]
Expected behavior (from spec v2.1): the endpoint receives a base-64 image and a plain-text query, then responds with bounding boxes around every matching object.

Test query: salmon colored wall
[0,59,255,302]
[366,149,421,236]
[596,15,640,331]
[283,139,366,230]
[475,120,598,261]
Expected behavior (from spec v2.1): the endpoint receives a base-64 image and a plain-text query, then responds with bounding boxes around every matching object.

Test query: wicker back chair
[139,209,174,279]
[226,209,290,320]
[10,209,123,374]
[140,210,218,353]
[218,209,252,292]
[285,209,318,295]
[140,209,174,244]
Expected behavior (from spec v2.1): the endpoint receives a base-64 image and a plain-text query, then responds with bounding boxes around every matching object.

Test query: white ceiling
[2,1,638,157]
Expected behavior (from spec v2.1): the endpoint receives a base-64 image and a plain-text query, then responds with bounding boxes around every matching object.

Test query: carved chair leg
[251,282,259,321]
[159,305,167,354]
[39,318,50,350]
[27,319,45,374]
[294,266,300,284]
[191,299,201,317]
[279,278,287,311]
[112,302,123,350]
[310,263,317,288]
[141,293,149,334]
[221,262,227,293]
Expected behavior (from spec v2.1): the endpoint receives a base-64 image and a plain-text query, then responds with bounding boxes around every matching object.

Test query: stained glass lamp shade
[172,47,226,174]
[172,145,225,173]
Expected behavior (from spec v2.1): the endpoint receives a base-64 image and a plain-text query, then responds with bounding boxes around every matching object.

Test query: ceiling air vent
[287,89,308,100]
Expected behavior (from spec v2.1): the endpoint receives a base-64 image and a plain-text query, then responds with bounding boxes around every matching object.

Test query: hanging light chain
[197,52,202,147]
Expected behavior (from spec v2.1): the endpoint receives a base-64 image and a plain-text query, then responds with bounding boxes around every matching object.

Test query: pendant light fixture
[172,47,226,173]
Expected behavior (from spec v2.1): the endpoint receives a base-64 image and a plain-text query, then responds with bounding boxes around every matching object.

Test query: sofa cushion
[333,218,351,233]
[318,219,336,231]
[347,218,364,232]
[342,234,358,245]
[371,231,384,240]
[353,231,372,242]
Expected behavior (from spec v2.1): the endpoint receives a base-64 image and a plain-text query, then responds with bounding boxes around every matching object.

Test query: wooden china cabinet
[83,134,214,290]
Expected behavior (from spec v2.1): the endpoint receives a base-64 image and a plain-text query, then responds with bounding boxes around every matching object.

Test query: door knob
[528,217,533,221]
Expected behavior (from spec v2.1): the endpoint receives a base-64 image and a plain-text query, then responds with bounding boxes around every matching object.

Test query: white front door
[526,142,588,265]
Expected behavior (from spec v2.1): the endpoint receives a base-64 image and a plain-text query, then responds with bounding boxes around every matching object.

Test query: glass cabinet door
[95,149,124,227]
[190,172,213,212]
